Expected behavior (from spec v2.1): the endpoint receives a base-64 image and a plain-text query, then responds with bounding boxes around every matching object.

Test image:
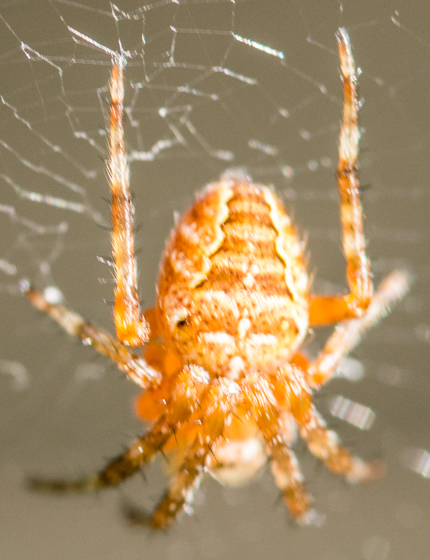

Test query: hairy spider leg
[109,57,149,346]
[28,365,210,492]
[21,282,160,389]
[124,378,241,529]
[243,373,316,525]
[297,403,383,484]
[151,379,241,529]
[270,444,318,525]
[308,270,411,387]
[273,366,382,484]
[309,28,373,326]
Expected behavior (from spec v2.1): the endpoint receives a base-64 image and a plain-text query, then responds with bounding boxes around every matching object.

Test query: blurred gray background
[0,1,429,559]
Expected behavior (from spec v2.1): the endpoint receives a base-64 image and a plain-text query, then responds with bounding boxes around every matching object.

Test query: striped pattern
[157,180,309,376]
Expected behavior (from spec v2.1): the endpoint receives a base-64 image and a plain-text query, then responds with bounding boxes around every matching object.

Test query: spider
[23,28,410,529]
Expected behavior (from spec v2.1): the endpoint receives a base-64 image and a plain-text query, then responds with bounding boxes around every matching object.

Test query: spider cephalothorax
[24,28,410,529]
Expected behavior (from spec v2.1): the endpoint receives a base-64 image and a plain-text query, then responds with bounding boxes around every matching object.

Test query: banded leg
[270,444,320,525]
[309,28,372,326]
[244,374,316,525]
[272,367,382,485]
[148,437,209,529]
[123,436,211,529]
[307,270,410,388]
[28,365,210,492]
[28,418,175,493]
[126,378,241,529]
[109,57,149,346]
[21,282,160,389]
[297,404,383,484]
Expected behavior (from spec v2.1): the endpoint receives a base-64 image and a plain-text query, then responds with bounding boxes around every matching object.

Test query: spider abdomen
[157,178,309,377]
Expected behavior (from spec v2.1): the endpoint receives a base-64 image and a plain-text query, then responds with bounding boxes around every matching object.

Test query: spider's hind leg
[109,58,149,347]
[309,28,372,327]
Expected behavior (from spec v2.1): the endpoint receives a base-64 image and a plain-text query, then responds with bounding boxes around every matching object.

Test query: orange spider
[23,28,410,529]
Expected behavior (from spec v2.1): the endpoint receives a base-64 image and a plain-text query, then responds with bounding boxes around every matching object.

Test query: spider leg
[148,436,210,529]
[109,58,149,347]
[243,373,318,525]
[273,365,383,485]
[307,270,410,388]
[309,28,372,326]
[124,378,241,529]
[21,282,160,389]
[271,443,320,525]
[28,418,174,493]
[28,365,210,493]
[121,435,209,530]
[298,404,383,484]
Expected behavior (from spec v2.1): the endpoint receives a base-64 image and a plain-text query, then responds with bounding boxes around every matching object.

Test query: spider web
[0,1,429,559]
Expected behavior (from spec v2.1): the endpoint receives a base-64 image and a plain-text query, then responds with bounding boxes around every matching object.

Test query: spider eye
[176,319,187,328]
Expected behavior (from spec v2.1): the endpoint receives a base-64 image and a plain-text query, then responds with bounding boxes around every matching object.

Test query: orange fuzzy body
[155,178,309,379]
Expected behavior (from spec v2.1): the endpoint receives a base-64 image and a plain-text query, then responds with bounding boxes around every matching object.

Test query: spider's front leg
[309,28,373,327]
[124,378,241,530]
[243,373,317,525]
[28,365,209,493]
[109,57,149,347]
[273,367,382,490]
